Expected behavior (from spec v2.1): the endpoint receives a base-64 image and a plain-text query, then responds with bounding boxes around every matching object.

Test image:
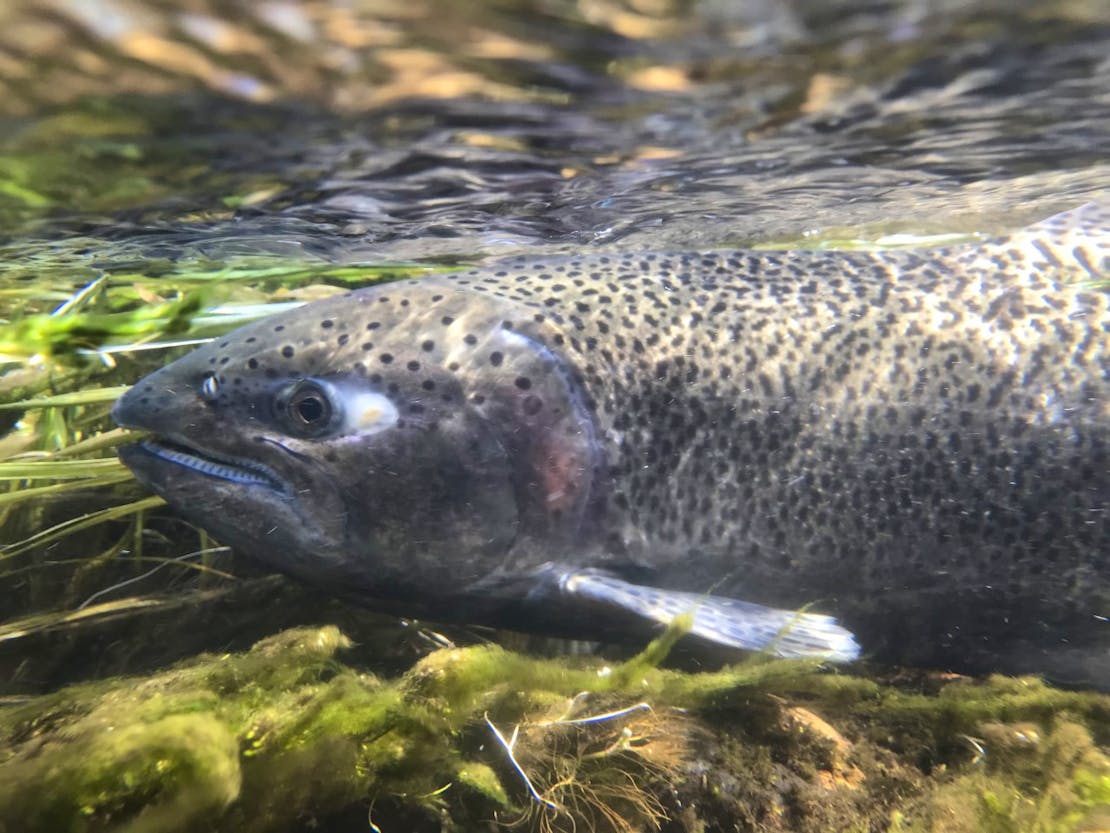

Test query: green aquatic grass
[0,472,134,508]
[0,386,132,410]
[1,495,166,561]
[0,457,129,480]
[0,256,437,404]
[0,290,210,362]
[0,258,447,364]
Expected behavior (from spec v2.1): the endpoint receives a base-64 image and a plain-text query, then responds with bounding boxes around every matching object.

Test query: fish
[112,202,1109,684]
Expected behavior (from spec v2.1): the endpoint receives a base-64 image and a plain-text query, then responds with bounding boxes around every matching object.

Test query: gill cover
[462,325,603,550]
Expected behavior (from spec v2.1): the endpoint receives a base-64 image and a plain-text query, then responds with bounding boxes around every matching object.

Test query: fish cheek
[337,409,520,592]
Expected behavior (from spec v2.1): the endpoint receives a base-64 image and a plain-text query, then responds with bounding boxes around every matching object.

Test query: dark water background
[0,0,1108,690]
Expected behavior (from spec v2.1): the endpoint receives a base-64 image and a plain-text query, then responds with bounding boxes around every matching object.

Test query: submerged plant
[4,623,1110,833]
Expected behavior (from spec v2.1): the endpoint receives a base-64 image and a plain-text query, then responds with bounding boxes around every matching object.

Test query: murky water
[0,3,1108,830]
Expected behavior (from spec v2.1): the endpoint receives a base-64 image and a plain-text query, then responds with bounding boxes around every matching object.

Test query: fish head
[112,279,600,602]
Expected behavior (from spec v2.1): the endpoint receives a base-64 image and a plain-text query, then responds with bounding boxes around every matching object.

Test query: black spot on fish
[422,340,435,352]
[380,353,394,364]
[248,358,259,369]
[367,322,381,330]
[515,377,531,390]
[523,395,542,415]
[282,346,295,358]
[422,380,435,391]
[407,361,420,372]
[442,316,454,325]
[490,351,504,367]
[465,334,478,345]
[321,320,334,329]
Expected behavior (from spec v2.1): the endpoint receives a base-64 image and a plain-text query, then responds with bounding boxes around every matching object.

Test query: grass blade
[0,386,130,410]
[0,472,134,507]
[0,458,127,480]
[1,495,165,560]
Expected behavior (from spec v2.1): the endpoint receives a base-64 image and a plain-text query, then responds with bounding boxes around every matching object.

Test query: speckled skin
[114,204,1109,683]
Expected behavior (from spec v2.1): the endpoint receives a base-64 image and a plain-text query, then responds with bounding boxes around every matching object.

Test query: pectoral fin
[561,570,860,662]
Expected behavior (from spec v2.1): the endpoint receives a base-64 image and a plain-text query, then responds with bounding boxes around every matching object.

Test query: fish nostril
[200,374,220,402]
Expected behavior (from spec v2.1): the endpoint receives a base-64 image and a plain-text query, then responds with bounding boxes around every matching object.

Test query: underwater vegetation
[4,624,1110,833]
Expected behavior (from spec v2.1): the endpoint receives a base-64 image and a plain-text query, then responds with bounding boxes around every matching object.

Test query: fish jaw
[112,372,351,580]
[115,438,338,571]
[123,437,285,490]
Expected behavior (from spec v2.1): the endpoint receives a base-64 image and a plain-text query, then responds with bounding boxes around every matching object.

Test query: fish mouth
[124,437,286,492]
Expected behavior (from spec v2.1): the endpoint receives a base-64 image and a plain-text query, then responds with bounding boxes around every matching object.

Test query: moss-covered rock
[3,627,1110,833]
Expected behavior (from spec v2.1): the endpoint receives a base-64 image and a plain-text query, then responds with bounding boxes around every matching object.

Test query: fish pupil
[296,395,325,424]
[283,381,333,434]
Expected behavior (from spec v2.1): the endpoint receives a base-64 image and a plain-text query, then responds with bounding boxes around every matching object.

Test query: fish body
[113,203,1110,684]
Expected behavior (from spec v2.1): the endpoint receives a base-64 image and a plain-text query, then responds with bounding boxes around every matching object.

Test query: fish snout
[110,385,146,431]
[111,367,221,438]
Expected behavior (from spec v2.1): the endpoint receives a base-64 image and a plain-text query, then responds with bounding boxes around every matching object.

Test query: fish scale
[113,202,1110,685]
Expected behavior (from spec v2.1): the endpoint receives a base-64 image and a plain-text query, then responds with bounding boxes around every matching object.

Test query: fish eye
[279,380,337,437]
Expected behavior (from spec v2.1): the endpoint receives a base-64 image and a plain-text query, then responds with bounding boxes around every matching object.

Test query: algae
[2,624,1110,833]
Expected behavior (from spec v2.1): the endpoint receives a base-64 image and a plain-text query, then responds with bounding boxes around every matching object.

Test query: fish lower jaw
[132,437,285,491]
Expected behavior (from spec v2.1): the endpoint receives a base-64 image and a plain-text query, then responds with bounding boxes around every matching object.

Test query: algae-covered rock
[4,627,1110,833]
[895,719,1110,833]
